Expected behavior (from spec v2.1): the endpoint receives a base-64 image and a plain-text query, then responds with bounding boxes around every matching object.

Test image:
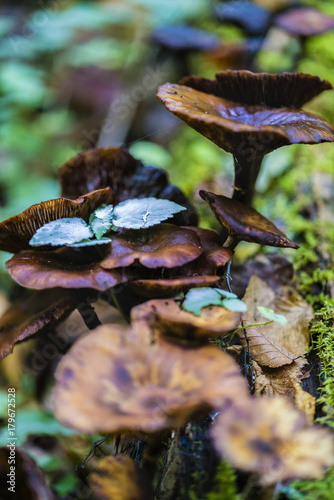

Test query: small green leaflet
[68,237,112,247]
[222,298,248,313]
[182,288,247,316]
[257,306,288,325]
[89,204,114,239]
[111,197,186,229]
[29,218,93,246]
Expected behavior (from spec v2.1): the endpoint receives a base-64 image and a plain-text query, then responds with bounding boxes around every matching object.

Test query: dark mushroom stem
[232,153,264,205]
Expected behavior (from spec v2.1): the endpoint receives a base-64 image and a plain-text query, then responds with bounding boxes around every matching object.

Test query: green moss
[205,461,239,500]
[310,302,334,427]
[280,468,334,500]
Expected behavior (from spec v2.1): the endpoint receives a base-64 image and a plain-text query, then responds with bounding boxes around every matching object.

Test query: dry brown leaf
[90,455,150,500]
[242,275,313,356]
[293,381,316,424]
[212,396,334,485]
[237,323,297,368]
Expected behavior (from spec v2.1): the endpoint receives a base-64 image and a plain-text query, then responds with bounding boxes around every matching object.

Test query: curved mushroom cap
[6,250,132,291]
[200,190,298,248]
[151,25,220,52]
[0,188,112,254]
[100,224,203,269]
[215,1,272,37]
[128,226,232,298]
[0,289,80,361]
[131,298,241,340]
[157,76,334,157]
[180,70,332,108]
[274,8,334,38]
[58,147,198,226]
[211,397,334,485]
[53,324,249,434]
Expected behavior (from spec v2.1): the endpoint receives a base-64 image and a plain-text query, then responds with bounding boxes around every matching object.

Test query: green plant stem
[110,288,130,324]
[231,320,273,337]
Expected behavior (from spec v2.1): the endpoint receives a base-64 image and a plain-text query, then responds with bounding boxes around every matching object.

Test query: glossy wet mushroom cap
[0,188,112,254]
[100,224,203,269]
[53,323,249,433]
[199,190,299,248]
[5,249,133,291]
[58,147,198,226]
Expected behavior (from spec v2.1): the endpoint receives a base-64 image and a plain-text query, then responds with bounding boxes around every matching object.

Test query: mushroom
[131,298,241,341]
[53,323,249,434]
[274,7,334,40]
[0,188,112,254]
[199,189,298,249]
[0,288,82,361]
[214,1,272,38]
[128,226,232,298]
[211,396,334,485]
[58,146,198,226]
[157,70,334,205]
[151,25,220,78]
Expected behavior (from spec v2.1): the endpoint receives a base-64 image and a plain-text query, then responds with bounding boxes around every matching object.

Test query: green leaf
[112,197,186,229]
[89,204,114,239]
[29,218,93,246]
[222,298,248,313]
[257,306,288,325]
[216,289,237,299]
[67,237,112,247]
[182,288,225,316]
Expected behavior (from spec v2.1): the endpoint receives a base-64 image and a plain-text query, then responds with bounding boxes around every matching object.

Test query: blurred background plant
[1,0,334,498]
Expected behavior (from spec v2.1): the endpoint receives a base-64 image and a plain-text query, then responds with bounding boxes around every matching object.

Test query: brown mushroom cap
[180,70,333,108]
[0,188,112,254]
[100,224,203,269]
[131,298,241,340]
[128,227,232,298]
[211,397,334,485]
[157,80,334,157]
[0,288,80,361]
[6,250,132,291]
[53,324,249,433]
[200,190,299,248]
[274,8,334,38]
[58,147,198,226]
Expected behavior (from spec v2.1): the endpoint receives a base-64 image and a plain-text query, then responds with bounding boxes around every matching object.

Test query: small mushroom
[0,288,81,361]
[157,71,334,205]
[131,298,241,341]
[274,7,334,40]
[211,397,334,485]
[53,323,249,434]
[199,189,298,249]
[58,146,198,226]
[5,249,133,291]
[128,227,232,298]
[214,1,272,37]
[151,25,220,53]
[0,188,112,254]
[100,224,203,269]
